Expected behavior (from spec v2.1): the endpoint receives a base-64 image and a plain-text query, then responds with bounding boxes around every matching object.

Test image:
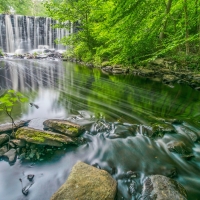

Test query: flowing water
[0,59,200,200]
[0,15,71,53]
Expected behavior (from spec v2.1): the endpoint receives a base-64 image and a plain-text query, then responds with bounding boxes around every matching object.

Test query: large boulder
[0,120,30,134]
[0,134,9,146]
[141,175,187,200]
[15,127,76,147]
[43,119,85,137]
[51,161,117,200]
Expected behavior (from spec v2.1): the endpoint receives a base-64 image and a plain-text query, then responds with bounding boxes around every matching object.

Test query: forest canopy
[0,0,46,16]
[44,0,200,66]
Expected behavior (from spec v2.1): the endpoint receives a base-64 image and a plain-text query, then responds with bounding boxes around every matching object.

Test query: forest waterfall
[0,14,72,53]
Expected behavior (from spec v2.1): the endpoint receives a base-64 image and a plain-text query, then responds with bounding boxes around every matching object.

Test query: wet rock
[51,161,117,200]
[129,180,137,195]
[109,124,137,139]
[141,175,187,200]
[19,153,26,160]
[3,148,17,163]
[0,145,8,156]
[151,123,175,137]
[0,134,9,145]
[27,174,34,181]
[167,141,193,158]
[43,119,85,137]
[181,127,198,142]
[162,74,178,84]
[10,139,26,147]
[15,127,77,147]
[0,120,30,133]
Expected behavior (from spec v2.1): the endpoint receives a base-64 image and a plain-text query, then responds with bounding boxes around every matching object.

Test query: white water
[0,15,70,53]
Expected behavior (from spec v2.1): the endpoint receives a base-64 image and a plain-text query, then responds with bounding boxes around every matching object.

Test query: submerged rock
[15,127,77,147]
[43,119,85,137]
[51,161,117,200]
[167,141,193,158]
[181,127,198,142]
[141,175,187,200]
[0,134,9,146]
[0,120,30,134]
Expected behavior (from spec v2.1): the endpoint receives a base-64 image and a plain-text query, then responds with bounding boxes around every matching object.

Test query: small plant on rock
[0,90,28,133]
[0,49,4,56]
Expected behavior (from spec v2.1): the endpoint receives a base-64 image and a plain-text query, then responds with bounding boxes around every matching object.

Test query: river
[0,59,200,200]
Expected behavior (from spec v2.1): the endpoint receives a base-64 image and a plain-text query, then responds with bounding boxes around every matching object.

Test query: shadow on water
[0,59,200,200]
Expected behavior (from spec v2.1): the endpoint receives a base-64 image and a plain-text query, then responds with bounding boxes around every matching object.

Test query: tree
[44,0,200,66]
[0,90,28,132]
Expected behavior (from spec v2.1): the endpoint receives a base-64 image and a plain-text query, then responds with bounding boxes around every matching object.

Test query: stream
[0,59,200,200]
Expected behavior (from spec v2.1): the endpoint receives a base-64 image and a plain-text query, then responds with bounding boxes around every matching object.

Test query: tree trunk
[184,0,189,55]
[159,0,173,40]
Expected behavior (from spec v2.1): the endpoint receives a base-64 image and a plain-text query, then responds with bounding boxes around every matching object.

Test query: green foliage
[0,49,3,56]
[0,0,46,16]
[0,90,28,129]
[45,0,200,66]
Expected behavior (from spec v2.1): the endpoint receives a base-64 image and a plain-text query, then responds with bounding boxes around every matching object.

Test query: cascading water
[0,14,72,53]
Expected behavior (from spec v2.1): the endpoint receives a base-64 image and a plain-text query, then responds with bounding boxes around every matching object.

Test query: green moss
[16,128,67,143]
[67,127,79,133]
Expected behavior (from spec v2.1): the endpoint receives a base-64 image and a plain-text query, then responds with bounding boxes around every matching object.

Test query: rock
[167,141,193,158]
[10,139,26,147]
[0,120,30,134]
[108,124,137,139]
[141,175,187,200]
[151,123,175,137]
[0,134,9,146]
[19,153,26,160]
[51,161,117,200]
[162,75,178,84]
[181,127,198,142]
[139,69,154,76]
[0,145,8,156]
[3,149,17,163]
[27,174,34,181]
[15,127,76,147]
[43,119,85,137]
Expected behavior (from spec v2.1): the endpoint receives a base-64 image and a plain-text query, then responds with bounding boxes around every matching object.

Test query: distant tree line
[44,0,200,67]
[0,0,46,17]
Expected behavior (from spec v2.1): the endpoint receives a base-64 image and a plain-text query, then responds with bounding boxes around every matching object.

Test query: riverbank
[64,57,200,91]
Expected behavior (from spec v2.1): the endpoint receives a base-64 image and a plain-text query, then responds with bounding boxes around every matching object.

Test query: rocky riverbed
[0,117,199,199]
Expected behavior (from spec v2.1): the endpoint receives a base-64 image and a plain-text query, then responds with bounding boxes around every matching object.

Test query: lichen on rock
[43,119,85,137]
[51,161,117,200]
[15,127,76,147]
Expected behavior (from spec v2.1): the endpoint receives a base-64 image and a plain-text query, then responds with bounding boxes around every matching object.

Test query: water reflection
[0,59,200,200]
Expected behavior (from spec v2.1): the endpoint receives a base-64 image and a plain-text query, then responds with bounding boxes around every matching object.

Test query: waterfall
[0,14,70,53]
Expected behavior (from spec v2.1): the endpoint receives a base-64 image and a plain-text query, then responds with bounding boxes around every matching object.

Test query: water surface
[0,59,200,200]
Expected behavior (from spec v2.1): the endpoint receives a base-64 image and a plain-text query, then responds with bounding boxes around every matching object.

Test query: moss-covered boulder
[51,161,117,200]
[43,119,85,137]
[15,127,76,147]
[142,175,187,200]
